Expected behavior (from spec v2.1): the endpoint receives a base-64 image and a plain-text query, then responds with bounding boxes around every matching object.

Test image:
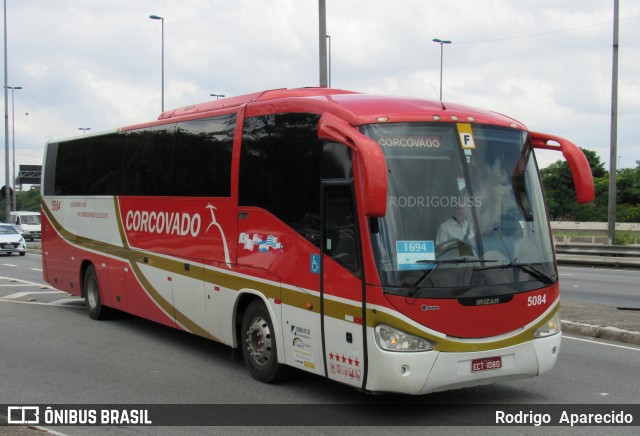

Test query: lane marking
[564,335,640,351]
[30,268,43,272]
[0,298,83,308]
[0,275,52,288]
[49,298,85,306]
[2,263,18,267]
[0,283,42,287]
[2,291,68,300]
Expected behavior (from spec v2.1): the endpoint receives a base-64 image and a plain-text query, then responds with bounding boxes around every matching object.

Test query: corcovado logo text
[125,210,201,237]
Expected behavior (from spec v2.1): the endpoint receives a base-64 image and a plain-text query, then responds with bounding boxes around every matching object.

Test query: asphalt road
[0,254,639,435]
[559,266,640,308]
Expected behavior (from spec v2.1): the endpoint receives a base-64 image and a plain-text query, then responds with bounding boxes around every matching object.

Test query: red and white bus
[41,88,594,395]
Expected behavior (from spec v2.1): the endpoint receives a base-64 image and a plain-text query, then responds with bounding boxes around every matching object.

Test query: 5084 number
[527,294,547,307]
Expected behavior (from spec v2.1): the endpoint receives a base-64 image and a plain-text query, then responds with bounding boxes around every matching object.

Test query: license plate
[471,356,502,372]
[5,244,14,249]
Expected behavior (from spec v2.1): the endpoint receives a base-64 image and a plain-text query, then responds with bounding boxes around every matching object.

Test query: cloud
[2,0,639,187]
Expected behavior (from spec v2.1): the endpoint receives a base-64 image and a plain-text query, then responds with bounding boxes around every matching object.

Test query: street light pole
[432,38,451,101]
[78,127,91,134]
[607,0,619,246]
[319,0,328,87]
[210,94,225,100]
[7,85,21,211]
[149,15,164,113]
[326,34,331,88]
[3,0,11,222]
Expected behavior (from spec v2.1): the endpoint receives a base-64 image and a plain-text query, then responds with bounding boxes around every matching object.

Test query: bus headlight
[533,314,561,338]
[374,324,436,352]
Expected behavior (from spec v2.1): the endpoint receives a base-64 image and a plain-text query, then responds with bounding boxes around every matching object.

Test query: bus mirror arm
[318,112,388,217]
[529,131,595,204]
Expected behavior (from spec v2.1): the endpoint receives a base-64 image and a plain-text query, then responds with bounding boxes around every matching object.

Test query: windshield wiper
[474,260,555,285]
[514,263,555,285]
[408,258,497,296]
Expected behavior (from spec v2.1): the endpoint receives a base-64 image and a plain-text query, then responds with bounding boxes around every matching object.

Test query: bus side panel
[171,258,207,336]
[115,197,239,334]
[41,196,124,294]
[204,261,281,346]
[40,207,58,286]
[118,197,237,265]
[121,254,177,330]
[41,198,84,295]
[281,301,324,376]
[105,247,129,313]
[237,206,324,375]
[203,263,240,345]
[236,207,320,294]
[321,259,367,387]
[52,230,83,295]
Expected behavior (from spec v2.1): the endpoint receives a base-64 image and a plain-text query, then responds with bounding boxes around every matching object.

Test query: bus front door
[321,181,367,389]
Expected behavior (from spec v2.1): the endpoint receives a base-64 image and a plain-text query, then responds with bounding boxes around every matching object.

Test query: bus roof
[124,87,527,131]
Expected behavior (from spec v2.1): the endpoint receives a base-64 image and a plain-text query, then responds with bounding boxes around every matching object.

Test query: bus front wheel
[241,300,286,383]
[84,265,111,320]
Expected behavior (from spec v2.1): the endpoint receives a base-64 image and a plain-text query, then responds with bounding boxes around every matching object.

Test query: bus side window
[239,113,323,232]
[324,186,361,277]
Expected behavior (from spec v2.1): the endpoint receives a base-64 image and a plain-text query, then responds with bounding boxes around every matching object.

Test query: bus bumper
[365,333,561,395]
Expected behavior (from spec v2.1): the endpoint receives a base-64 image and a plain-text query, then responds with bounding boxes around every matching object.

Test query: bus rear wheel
[84,265,111,320]
[241,300,286,383]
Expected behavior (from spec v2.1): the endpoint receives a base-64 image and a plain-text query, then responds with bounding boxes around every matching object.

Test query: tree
[616,161,640,222]
[0,188,41,220]
[540,148,606,220]
[541,152,640,222]
[617,164,640,206]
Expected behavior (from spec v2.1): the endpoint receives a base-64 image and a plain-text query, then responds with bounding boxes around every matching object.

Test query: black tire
[84,265,111,320]
[240,300,287,383]
[19,252,26,256]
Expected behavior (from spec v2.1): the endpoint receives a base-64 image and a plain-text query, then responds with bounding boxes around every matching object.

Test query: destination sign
[377,136,443,149]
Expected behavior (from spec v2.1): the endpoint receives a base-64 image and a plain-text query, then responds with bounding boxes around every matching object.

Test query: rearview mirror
[318,112,388,217]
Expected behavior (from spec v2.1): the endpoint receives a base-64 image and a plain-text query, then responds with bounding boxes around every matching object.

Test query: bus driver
[435,201,475,256]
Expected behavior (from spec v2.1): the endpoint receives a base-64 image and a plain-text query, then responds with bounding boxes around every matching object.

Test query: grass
[551,230,640,245]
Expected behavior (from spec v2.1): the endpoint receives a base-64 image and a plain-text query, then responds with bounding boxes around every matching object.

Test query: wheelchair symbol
[310,254,320,274]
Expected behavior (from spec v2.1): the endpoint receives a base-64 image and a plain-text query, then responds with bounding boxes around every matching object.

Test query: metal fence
[555,243,640,268]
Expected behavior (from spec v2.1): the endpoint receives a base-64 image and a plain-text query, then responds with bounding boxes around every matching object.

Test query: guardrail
[26,241,42,254]
[555,243,640,268]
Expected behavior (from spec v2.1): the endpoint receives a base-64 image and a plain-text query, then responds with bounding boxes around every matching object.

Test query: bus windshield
[361,122,556,298]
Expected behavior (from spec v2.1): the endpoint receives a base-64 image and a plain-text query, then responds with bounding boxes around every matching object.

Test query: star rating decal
[328,352,360,367]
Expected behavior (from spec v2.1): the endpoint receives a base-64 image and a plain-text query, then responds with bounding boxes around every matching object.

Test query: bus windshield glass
[361,122,556,298]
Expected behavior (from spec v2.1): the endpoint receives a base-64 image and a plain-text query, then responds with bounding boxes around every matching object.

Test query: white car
[0,224,27,256]
[10,211,41,241]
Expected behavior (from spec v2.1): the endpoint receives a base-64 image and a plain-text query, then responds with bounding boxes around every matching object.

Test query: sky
[2,0,639,189]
